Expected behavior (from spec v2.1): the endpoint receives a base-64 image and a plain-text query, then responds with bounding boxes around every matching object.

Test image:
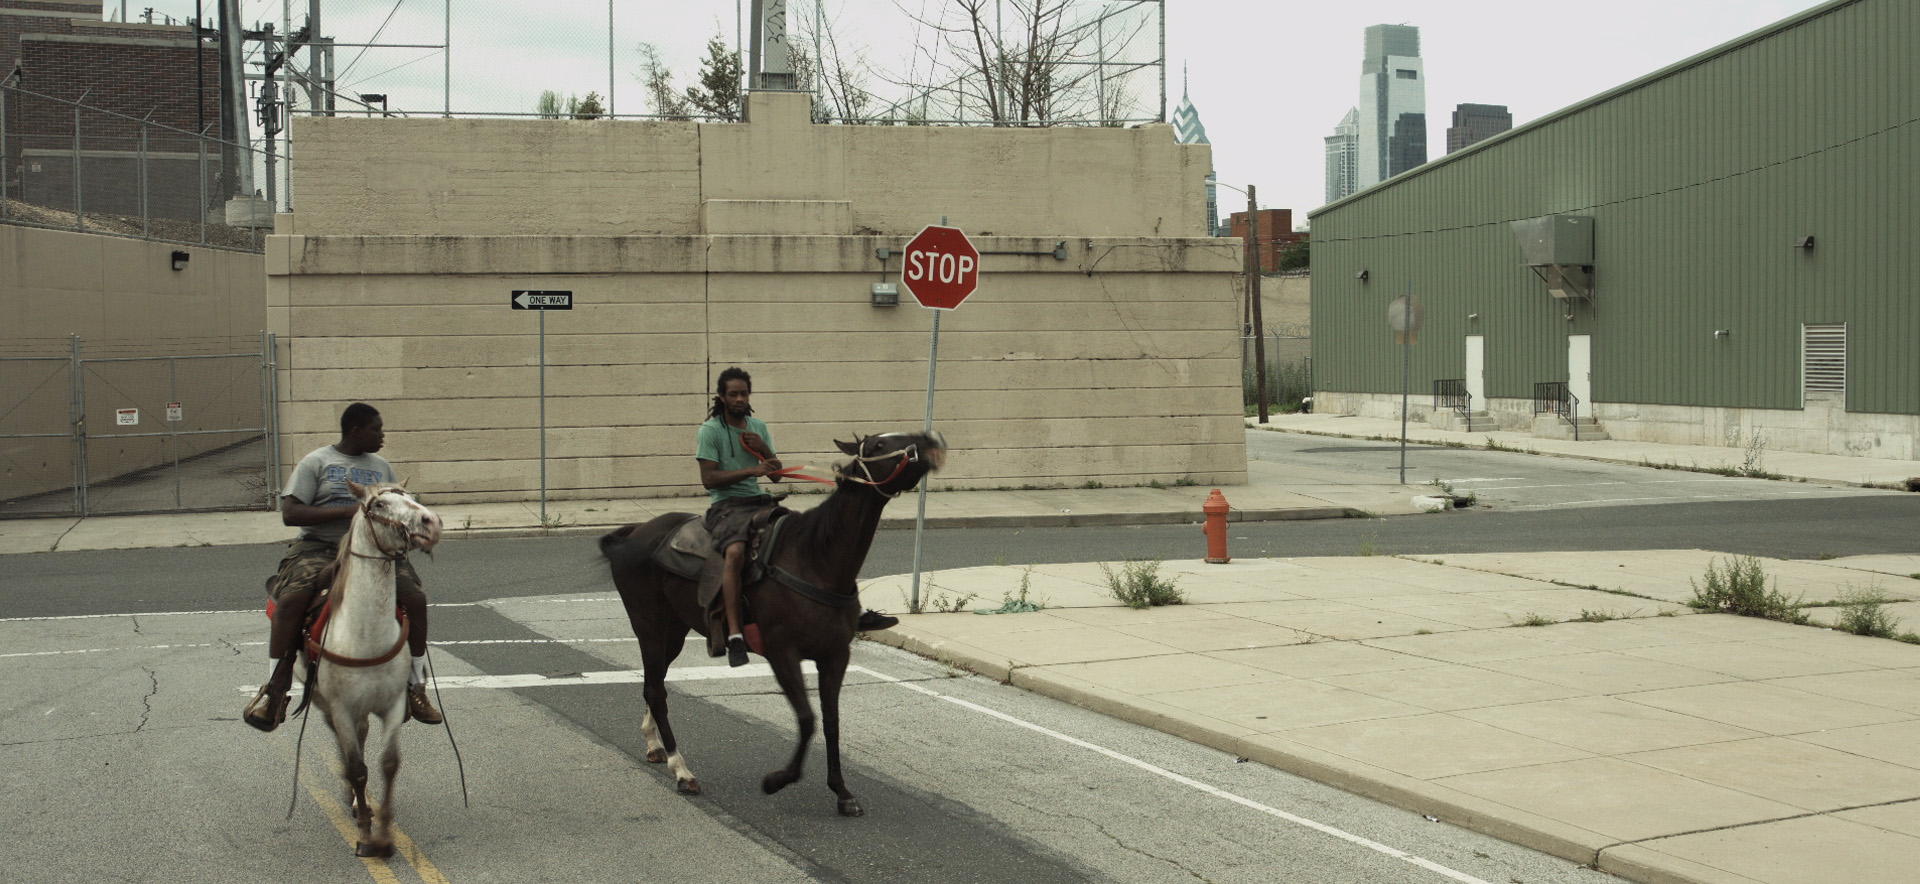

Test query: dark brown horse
[599,430,945,816]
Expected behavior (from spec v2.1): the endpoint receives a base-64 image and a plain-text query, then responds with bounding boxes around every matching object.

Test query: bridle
[348,487,430,562]
[835,440,923,498]
[308,486,424,668]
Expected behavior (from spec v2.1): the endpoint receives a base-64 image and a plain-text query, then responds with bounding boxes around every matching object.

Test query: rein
[304,488,417,668]
[741,434,919,496]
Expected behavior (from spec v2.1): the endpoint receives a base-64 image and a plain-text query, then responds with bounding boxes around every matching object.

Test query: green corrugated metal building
[1309,0,1920,458]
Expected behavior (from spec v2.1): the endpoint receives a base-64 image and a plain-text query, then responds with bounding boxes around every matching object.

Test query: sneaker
[727,635,750,668]
[242,683,288,732]
[856,609,899,631]
[406,684,443,725]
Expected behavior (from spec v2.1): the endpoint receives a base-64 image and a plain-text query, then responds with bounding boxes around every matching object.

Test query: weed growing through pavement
[1575,608,1640,623]
[1101,558,1184,609]
[978,565,1047,615]
[1509,613,1556,627]
[1358,533,1381,557]
[1426,477,1478,507]
[1414,628,1435,635]
[1833,587,1904,638]
[1687,556,1809,624]
[904,573,979,614]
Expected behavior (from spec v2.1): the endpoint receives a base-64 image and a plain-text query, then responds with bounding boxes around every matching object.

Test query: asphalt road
[5,434,1915,883]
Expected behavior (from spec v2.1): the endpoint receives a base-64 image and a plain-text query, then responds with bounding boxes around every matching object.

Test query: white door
[1465,336,1485,408]
[1568,335,1592,408]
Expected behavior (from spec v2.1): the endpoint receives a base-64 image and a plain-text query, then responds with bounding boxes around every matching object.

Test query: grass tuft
[1687,555,1808,624]
[1101,558,1185,609]
[1833,587,1904,638]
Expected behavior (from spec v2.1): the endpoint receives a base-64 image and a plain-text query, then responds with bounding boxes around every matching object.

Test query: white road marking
[847,664,1498,884]
[0,598,624,624]
[238,662,818,693]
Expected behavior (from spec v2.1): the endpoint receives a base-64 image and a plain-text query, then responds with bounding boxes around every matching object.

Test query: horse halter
[836,438,924,498]
[350,488,427,562]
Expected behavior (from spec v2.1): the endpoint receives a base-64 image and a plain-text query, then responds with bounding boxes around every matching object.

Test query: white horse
[298,480,441,857]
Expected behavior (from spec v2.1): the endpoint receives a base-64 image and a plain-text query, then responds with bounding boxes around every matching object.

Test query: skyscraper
[1446,103,1513,152]
[1325,108,1360,204]
[1356,24,1426,188]
[1172,80,1220,235]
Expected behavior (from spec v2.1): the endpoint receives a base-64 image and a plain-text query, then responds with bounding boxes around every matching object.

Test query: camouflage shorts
[266,537,423,603]
[704,494,786,555]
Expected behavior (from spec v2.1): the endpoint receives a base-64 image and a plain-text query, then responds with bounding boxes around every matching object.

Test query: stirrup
[243,683,288,732]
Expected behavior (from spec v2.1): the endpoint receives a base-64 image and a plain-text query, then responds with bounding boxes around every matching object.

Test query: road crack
[136,667,157,733]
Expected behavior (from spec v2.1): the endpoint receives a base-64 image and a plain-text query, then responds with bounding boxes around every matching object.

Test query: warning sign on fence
[115,408,139,426]
[166,403,183,422]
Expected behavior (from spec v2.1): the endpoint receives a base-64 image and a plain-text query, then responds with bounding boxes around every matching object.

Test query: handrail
[1433,379,1472,432]
[1531,381,1581,441]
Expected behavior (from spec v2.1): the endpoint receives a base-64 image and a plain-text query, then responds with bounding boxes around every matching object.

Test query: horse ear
[347,479,368,499]
[398,477,410,490]
[835,438,860,456]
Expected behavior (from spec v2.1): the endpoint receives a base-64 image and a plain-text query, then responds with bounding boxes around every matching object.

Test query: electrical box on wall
[1513,215,1594,301]
[870,283,899,307]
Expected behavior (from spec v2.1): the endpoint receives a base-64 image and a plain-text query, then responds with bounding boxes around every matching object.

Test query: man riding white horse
[243,403,442,730]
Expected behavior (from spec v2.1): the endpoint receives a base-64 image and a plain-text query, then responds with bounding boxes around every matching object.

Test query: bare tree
[891,0,1150,126]
[636,42,693,120]
[790,7,880,124]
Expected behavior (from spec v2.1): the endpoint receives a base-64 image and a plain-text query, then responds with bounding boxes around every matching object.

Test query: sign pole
[539,310,548,522]
[909,308,940,613]
[511,290,573,520]
[908,215,951,614]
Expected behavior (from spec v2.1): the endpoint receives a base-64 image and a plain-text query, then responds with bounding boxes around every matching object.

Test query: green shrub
[1687,556,1808,624]
[1101,558,1184,609]
[1833,587,1903,638]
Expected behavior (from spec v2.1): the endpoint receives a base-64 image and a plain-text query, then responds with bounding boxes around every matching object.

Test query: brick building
[4,0,221,222]
[1227,207,1307,272]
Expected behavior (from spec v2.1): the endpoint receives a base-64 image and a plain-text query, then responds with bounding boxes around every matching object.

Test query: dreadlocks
[710,366,753,420]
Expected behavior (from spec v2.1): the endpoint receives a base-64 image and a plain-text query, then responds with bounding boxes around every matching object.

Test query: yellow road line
[301,774,405,884]
[312,740,454,884]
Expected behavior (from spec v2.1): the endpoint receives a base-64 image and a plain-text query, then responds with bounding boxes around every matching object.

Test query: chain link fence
[0,334,278,518]
[1242,329,1312,414]
[1,82,269,250]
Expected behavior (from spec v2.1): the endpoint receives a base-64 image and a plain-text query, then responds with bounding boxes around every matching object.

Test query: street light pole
[1247,185,1268,423]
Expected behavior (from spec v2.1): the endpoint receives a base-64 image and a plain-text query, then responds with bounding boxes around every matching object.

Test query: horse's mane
[776,473,869,558]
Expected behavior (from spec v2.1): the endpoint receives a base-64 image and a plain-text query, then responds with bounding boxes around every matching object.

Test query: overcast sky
[136,0,1830,223]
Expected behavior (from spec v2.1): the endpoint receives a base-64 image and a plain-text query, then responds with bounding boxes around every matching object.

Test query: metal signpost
[899,222,980,612]
[1388,292,1425,484]
[512,290,573,521]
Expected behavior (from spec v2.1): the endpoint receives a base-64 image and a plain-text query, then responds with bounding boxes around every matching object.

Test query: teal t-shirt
[696,416,775,504]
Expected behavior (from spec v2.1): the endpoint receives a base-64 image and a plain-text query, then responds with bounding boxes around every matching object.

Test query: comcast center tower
[1356,24,1427,188]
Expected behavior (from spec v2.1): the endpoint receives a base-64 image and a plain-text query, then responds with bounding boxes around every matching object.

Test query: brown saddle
[649,505,792,657]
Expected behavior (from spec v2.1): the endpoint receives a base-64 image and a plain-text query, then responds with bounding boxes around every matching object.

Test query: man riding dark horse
[697,367,897,666]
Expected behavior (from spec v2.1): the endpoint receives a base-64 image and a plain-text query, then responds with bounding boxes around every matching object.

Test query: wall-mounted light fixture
[1714,329,1732,338]
[1467,313,1479,321]
[870,282,899,307]
[170,250,189,271]
[1794,235,1815,250]
[1355,269,1369,282]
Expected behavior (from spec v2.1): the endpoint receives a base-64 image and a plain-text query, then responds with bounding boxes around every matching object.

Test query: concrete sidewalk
[6,427,1920,884]
[860,552,1920,884]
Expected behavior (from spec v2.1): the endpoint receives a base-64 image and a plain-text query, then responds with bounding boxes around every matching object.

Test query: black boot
[857,609,899,631]
[243,656,297,732]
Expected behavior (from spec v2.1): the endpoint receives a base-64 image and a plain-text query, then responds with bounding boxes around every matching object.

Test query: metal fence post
[1,81,9,218]
[140,117,151,238]
[198,128,208,244]
[71,334,88,515]
[264,330,280,507]
[73,99,83,230]
[169,356,181,507]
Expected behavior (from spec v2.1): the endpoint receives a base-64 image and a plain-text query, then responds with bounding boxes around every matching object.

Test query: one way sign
[512,290,573,310]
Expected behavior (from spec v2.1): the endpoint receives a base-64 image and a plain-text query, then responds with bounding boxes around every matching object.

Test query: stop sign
[900,225,980,310]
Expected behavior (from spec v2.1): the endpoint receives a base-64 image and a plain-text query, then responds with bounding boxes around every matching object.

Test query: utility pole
[1248,185,1269,424]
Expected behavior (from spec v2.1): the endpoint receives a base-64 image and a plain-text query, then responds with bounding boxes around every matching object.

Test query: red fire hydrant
[1202,489,1231,564]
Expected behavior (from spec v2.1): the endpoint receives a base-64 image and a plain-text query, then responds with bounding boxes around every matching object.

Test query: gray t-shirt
[284,445,397,544]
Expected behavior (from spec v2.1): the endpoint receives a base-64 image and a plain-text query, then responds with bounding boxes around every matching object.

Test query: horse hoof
[761,771,795,795]
[677,777,701,795]
[354,841,394,859]
[646,748,667,764]
[838,799,864,817]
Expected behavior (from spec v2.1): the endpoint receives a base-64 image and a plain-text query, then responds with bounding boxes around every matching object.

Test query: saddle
[648,505,793,657]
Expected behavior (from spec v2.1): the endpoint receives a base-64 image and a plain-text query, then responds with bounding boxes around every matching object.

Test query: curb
[862,624,1724,884]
